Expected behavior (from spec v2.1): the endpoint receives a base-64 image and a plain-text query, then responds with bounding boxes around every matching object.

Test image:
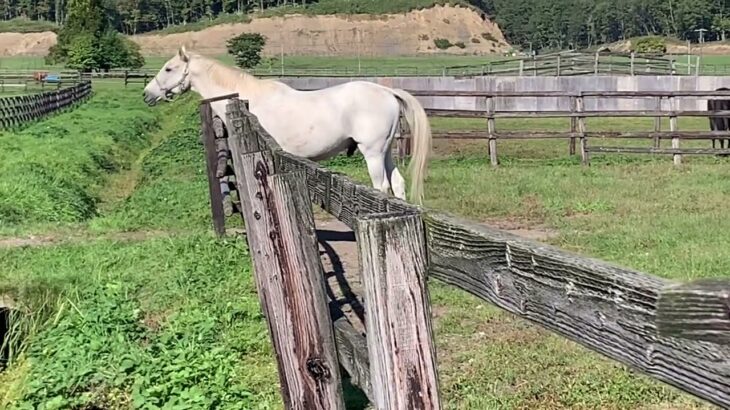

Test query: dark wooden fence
[405,89,730,167]
[0,81,92,129]
[199,96,730,409]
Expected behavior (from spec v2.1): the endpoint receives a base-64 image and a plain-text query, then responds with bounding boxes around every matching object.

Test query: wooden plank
[487,96,497,167]
[424,210,730,409]
[408,90,730,98]
[332,317,373,402]
[357,211,441,409]
[236,153,346,410]
[669,96,681,165]
[427,109,730,119]
[656,279,730,345]
[577,96,588,165]
[587,146,730,155]
[199,102,226,238]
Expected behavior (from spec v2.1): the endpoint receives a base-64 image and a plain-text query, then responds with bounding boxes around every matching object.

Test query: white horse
[142,46,432,204]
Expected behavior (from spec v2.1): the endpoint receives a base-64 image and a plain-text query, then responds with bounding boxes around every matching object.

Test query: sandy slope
[0,5,510,57]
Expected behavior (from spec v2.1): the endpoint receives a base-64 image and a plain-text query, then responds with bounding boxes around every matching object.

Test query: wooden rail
[405,89,730,166]
[199,96,730,409]
[0,81,92,129]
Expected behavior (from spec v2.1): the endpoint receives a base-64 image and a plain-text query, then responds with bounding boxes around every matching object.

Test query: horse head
[143,46,193,106]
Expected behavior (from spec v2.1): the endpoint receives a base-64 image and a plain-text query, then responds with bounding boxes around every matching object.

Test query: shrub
[434,38,453,49]
[455,41,466,49]
[226,32,267,69]
[632,37,666,54]
[471,37,480,43]
[481,32,497,42]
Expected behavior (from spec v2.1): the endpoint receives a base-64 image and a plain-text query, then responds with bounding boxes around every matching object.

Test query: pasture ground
[0,81,725,408]
[3,53,730,75]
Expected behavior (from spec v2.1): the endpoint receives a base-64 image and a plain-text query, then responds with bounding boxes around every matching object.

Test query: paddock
[199,92,730,409]
[1,71,729,409]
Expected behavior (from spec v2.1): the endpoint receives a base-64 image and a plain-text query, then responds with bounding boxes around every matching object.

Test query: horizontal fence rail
[0,81,92,129]
[399,89,730,166]
[200,95,730,409]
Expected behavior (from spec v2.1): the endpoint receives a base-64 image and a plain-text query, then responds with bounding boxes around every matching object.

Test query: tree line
[476,0,729,51]
[0,0,729,50]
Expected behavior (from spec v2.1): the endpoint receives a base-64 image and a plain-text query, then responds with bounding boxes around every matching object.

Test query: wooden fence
[403,89,730,167]
[198,95,730,409]
[0,81,92,129]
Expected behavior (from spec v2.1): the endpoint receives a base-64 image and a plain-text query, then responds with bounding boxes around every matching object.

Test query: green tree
[46,0,144,70]
[226,32,266,69]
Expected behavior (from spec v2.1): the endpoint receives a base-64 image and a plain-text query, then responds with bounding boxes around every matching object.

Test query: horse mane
[188,51,287,95]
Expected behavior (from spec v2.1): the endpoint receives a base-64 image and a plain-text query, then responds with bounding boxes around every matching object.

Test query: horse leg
[384,150,406,200]
[363,151,390,194]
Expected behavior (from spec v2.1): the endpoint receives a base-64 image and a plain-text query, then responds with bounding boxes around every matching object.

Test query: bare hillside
[0,5,510,57]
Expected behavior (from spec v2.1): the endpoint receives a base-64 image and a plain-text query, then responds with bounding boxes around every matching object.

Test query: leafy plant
[46,0,144,70]
[226,32,267,69]
[632,36,667,54]
[434,38,453,49]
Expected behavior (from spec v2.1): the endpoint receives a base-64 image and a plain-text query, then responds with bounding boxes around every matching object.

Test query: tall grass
[0,85,158,228]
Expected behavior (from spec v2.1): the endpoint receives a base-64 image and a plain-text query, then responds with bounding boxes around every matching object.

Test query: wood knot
[255,192,263,200]
[306,357,331,381]
[254,211,261,220]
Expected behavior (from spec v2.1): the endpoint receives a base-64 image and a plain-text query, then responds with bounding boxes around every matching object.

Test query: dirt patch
[132,5,509,57]
[0,230,178,250]
[0,31,56,56]
[0,5,509,57]
[314,214,366,334]
[480,217,559,242]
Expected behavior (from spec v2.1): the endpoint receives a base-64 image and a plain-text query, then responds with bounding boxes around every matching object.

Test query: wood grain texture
[424,210,730,409]
[657,279,730,345]
[237,156,346,410]
[356,212,441,410]
[332,317,374,402]
[199,102,226,238]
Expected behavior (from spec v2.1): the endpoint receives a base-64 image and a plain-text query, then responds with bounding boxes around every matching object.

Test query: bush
[632,37,666,54]
[434,38,453,49]
[454,41,466,49]
[481,32,497,42]
[226,32,266,69]
[46,0,145,70]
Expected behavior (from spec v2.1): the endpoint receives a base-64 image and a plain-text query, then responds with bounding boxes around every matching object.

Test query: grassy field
[0,80,727,408]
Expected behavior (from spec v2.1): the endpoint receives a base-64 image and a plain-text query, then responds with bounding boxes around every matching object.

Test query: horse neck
[188,57,280,105]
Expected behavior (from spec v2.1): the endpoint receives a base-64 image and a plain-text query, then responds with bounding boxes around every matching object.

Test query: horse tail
[389,88,432,205]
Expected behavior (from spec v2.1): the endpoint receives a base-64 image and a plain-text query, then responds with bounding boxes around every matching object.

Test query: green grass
[0,81,726,408]
[0,17,57,33]
[0,84,157,230]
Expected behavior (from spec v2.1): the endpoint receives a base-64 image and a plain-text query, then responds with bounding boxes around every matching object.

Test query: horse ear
[179,45,189,62]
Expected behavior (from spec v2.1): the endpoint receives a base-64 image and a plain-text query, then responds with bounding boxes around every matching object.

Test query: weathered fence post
[630,52,635,75]
[228,98,346,410]
[199,101,226,237]
[656,278,730,345]
[487,95,497,167]
[654,96,662,149]
[569,95,577,155]
[669,96,681,165]
[356,211,441,409]
[577,94,588,165]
